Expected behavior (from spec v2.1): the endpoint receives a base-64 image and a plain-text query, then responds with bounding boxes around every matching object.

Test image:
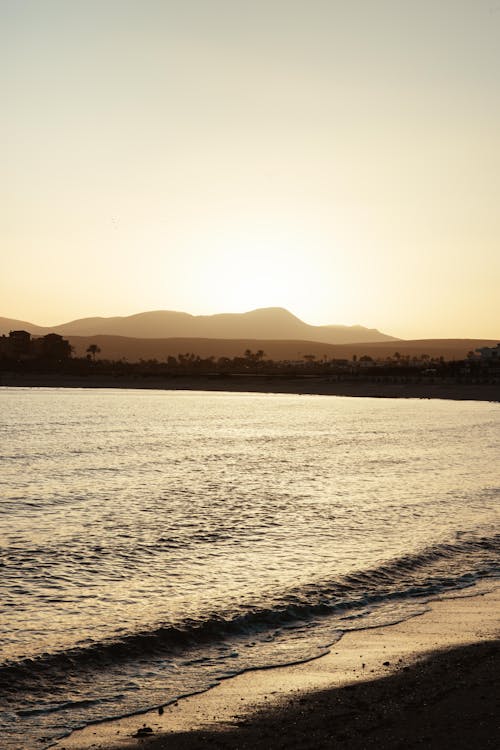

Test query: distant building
[7,330,32,358]
[38,333,72,359]
[475,344,500,361]
[0,330,72,360]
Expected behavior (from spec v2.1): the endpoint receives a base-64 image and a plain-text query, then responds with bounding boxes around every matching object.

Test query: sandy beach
[53,582,499,750]
[1,373,499,402]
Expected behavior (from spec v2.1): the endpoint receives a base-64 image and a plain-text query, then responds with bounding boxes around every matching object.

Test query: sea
[0,387,499,749]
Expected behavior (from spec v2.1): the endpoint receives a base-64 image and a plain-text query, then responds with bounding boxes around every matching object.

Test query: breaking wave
[2,533,498,697]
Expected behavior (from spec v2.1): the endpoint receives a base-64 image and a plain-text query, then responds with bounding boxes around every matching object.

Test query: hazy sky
[2,0,499,339]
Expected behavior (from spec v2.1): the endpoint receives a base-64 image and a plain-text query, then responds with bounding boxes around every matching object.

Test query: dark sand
[127,641,500,750]
[56,585,500,750]
[1,373,499,401]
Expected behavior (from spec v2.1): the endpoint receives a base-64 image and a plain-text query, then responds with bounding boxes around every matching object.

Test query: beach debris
[158,705,164,715]
[383,661,390,666]
[133,725,154,737]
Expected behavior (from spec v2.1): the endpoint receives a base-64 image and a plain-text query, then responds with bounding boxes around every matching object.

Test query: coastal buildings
[0,330,72,360]
[476,343,500,361]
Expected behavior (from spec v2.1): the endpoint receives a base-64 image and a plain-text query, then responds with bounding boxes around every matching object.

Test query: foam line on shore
[53,579,499,750]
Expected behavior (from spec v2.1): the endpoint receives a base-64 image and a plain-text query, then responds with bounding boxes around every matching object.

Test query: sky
[2,0,499,339]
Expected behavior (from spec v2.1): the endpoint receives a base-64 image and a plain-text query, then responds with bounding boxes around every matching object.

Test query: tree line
[2,344,495,383]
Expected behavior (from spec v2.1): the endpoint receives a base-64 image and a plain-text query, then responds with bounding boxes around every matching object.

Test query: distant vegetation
[1,331,498,386]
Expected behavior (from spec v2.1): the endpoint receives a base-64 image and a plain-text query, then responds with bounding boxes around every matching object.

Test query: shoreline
[2,373,499,402]
[54,581,500,750]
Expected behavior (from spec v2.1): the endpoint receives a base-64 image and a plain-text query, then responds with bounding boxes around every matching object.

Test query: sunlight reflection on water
[0,388,498,748]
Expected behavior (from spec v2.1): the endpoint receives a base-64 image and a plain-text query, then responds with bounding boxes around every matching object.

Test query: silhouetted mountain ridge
[0,307,397,345]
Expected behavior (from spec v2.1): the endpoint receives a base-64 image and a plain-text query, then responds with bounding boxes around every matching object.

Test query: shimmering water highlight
[0,388,498,749]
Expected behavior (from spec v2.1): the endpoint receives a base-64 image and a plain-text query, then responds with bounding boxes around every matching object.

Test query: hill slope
[0,317,48,336]
[0,308,396,345]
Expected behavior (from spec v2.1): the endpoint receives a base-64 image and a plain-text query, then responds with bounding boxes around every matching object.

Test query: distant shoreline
[1,373,499,402]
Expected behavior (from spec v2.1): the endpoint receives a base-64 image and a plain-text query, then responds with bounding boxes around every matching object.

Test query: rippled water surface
[0,388,499,748]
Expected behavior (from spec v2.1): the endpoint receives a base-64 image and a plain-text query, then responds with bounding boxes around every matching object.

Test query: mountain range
[0,307,397,345]
[2,308,496,362]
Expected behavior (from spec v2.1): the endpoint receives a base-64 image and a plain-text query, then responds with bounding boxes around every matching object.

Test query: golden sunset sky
[2,1,499,339]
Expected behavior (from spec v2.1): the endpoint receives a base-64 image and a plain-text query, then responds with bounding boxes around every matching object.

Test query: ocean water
[0,387,498,749]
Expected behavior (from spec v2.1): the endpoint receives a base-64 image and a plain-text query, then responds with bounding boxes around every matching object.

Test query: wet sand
[55,582,499,750]
[1,373,499,401]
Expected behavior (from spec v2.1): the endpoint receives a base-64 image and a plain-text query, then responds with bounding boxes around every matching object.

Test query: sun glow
[187,227,323,315]
[3,1,499,338]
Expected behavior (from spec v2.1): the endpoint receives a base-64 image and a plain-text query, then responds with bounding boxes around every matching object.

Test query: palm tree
[86,344,101,361]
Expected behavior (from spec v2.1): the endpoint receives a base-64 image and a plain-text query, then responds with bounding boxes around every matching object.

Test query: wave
[1,532,498,698]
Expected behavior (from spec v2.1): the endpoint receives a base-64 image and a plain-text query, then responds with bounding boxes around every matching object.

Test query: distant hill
[64,335,498,363]
[0,308,397,345]
[0,317,48,337]
[2,310,496,362]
